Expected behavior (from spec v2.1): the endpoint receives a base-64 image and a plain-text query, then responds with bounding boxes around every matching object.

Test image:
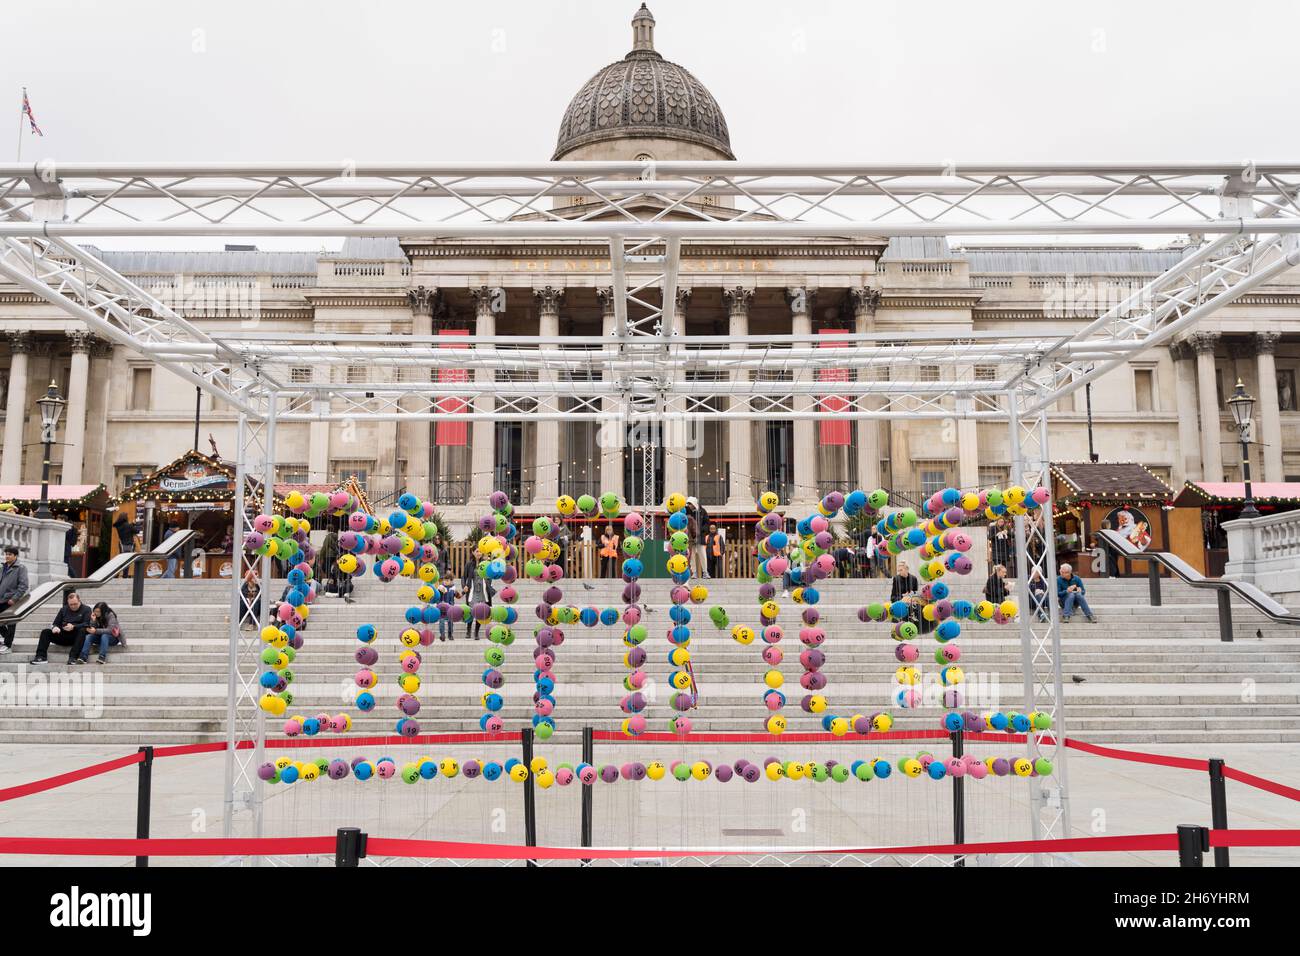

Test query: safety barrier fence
[2,729,1298,868]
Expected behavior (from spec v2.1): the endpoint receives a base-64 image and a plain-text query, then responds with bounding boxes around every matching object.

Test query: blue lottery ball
[890,601,910,621]
[357,623,376,643]
[388,510,408,529]
[906,528,926,547]
[671,570,691,586]
[478,713,495,731]
[535,676,555,695]
[668,511,688,530]
[1011,713,1032,733]
[481,761,502,781]
[796,518,812,536]
[532,715,555,731]
[844,490,867,514]
[502,607,518,625]
[398,492,420,513]
[353,762,372,781]
[419,760,438,780]
[952,600,973,620]
[504,758,520,773]
[936,620,961,642]
[259,671,279,689]
[927,760,948,780]
[943,712,964,732]
[355,692,375,712]
[941,487,961,506]
[670,625,691,644]
[989,712,1009,731]
[821,714,837,731]
[802,587,820,606]
[280,765,299,784]
[422,605,441,624]
[280,623,297,642]
[486,559,506,579]
[873,760,892,779]
[768,531,789,551]
[622,558,644,578]
[670,605,691,623]
[302,718,320,736]
[484,692,504,711]
[405,606,423,625]
[930,581,951,600]
[580,608,598,627]
[285,588,305,607]
[599,608,619,626]
[287,568,306,587]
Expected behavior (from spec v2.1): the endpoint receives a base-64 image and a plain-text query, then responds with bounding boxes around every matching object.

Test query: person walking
[30,591,91,664]
[688,497,711,577]
[64,521,80,577]
[599,525,619,579]
[240,567,261,629]
[578,523,593,578]
[704,523,725,579]
[161,519,182,578]
[461,559,495,640]
[983,564,1009,605]
[78,601,125,664]
[0,545,30,655]
[113,510,140,579]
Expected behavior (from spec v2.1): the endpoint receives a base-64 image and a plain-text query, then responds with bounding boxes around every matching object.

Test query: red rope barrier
[1063,738,1209,772]
[0,752,144,803]
[0,836,335,857]
[1221,766,1300,803]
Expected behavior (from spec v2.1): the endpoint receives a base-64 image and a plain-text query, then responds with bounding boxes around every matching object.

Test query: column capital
[1187,331,1221,355]
[1169,340,1194,362]
[722,286,753,317]
[6,331,34,353]
[67,330,96,354]
[471,285,503,318]
[596,286,617,318]
[674,287,692,313]
[407,284,440,318]
[533,285,565,316]
[848,286,882,317]
[1255,331,1281,354]
[784,286,815,315]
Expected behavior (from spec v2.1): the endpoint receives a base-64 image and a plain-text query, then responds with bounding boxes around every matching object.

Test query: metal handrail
[0,530,200,625]
[1096,528,1299,630]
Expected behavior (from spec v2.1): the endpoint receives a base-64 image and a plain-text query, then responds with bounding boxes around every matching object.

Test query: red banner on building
[436,329,469,446]
[817,329,851,445]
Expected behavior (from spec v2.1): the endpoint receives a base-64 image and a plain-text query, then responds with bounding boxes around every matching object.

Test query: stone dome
[553,5,734,161]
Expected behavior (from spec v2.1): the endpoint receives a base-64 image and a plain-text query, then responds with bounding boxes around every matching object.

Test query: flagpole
[15,92,22,163]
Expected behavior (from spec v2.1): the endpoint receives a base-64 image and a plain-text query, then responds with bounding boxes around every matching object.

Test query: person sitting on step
[30,590,91,665]
[77,601,125,664]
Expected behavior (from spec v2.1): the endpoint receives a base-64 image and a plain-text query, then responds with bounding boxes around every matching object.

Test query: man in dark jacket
[0,546,30,654]
[31,591,91,664]
[113,511,140,579]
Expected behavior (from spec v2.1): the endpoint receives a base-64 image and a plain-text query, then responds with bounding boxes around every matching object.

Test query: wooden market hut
[0,483,111,575]
[1172,481,1300,577]
[1049,461,1183,577]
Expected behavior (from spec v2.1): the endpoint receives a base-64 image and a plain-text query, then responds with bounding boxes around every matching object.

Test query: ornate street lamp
[1226,379,1259,520]
[34,381,66,520]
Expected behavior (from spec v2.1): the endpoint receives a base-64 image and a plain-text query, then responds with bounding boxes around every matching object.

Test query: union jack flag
[22,88,42,136]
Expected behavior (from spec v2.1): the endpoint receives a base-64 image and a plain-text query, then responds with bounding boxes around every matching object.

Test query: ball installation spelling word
[660,492,704,736]
[616,500,649,737]
[245,491,358,720]
[472,491,520,736]
[522,504,571,742]
[333,492,445,734]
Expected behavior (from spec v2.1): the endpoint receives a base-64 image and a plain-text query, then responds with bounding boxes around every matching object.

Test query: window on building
[289,367,312,384]
[332,459,373,489]
[1134,368,1155,412]
[978,465,1010,488]
[278,465,309,485]
[919,365,941,382]
[129,367,152,410]
[345,365,367,385]
[974,365,998,382]
[915,459,956,496]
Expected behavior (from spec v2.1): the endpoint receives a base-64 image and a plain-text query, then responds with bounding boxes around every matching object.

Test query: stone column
[533,286,564,505]
[1170,341,1204,484]
[663,288,690,498]
[849,288,882,491]
[596,288,624,500]
[1255,332,1284,482]
[1,332,32,484]
[405,286,438,497]
[60,331,94,485]
[788,287,817,505]
[723,286,755,510]
[469,287,498,502]
[1189,331,1224,482]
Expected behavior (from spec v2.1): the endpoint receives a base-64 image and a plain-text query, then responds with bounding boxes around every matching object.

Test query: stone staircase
[2,574,1297,745]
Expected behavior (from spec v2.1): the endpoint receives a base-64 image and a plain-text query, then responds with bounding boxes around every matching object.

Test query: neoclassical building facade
[3,6,1299,534]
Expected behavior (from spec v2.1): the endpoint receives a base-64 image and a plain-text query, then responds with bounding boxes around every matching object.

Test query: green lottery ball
[485,646,505,666]
[401,763,420,784]
[855,762,874,781]
[577,494,597,514]
[831,764,850,783]
[282,646,296,663]
[623,536,644,556]
[600,492,620,514]
[491,605,508,622]
[536,722,554,741]
[1034,758,1054,776]
[670,531,689,551]
[812,764,830,782]
[260,647,280,665]
[672,763,691,782]
[868,489,889,509]
[1032,712,1053,731]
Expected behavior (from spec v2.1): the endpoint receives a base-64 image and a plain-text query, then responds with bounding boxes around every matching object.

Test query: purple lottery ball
[714,764,733,782]
[600,765,620,784]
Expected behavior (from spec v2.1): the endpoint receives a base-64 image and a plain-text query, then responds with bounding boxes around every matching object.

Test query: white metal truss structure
[4,161,1300,854]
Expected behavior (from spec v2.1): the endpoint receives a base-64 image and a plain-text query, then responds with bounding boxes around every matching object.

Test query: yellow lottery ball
[418,563,436,582]
[398,673,421,694]
[529,756,548,774]
[690,585,708,603]
[791,587,805,604]
[691,761,711,780]
[509,764,529,783]
[872,712,893,733]
[664,492,686,513]
[758,491,779,513]
[556,495,576,516]
[761,600,780,619]
[668,647,690,667]
[961,492,980,511]
[671,671,692,690]
[765,714,787,736]
[274,756,294,771]
[439,758,460,778]
[807,694,827,713]
[400,628,421,648]
[999,599,1018,618]
[299,763,319,781]
[732,625,755,645]
[921,602,936,622]
[975,601,995,621]
[536,768,556,789]
[259,693,286,716]
[829,717,849,737]
[941,665,964,686]
[285,491,306,512]
[415,585,434,604]
[764,669,784,689]
[336,553,358,574]
[666,554,688,574]
[646,761,666,780]
[1013,757,1033,777]
[786,761,805,781]
[903,758,923,778]
[765,761,784,780]
[895,665,920,685]
[1004,486,1027,507]
[260,625,283,644]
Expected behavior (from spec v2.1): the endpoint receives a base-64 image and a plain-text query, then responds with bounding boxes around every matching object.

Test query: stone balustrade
[0,511,73,585]
[1224,510,1300,603]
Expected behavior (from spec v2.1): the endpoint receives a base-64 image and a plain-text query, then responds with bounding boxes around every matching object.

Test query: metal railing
[0,530,200,625]
[1096,528,1300,640]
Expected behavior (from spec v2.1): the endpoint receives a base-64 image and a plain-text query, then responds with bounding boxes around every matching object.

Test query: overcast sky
[7,0,1297,247]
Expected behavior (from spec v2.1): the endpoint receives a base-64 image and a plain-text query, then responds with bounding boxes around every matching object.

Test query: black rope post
[1216,589,1234,642]
[521,726,538,867]
[135,746,153,868]
[581,725,594,866]
[950,729,966,867]
[1208,759,1230,867]
[132,559,145,607]
[1147,559,1162,606]
[1176,824,1209,867]
[334,827,366,867]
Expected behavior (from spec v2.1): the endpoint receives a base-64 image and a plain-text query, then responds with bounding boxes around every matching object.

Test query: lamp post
[1226,379,1259,520]
[34,381,67,521]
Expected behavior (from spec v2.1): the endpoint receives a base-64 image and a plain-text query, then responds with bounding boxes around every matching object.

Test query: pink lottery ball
[419,628,435,647]
[276,604,295,623]
[550,628,565,646]
[764,694,784,711]
[946,758,966,778]
[253,515,275,533]
[950,532,972,552]
[355,668,376,687]
[555,767,575,786]
[500,586,517,603]
[895,643,919,663]
[901,688,923,707]
[941,644,962,662]
[377,762,396,779]
[943,688,964,708]
[625,513,644,532]
[483,715,503,735]
[282,719,301,736]
[625,715,647,735]
[800,648,825,670]
[623,606,642,626]
[810,516,829,534]
[767,556,789,576]
[761,625,783,644]
[814,553,835,574]
[1032,487,1051,505]
[348,512,367,531]
[524,535,543,555]
[535,698,554,717]
[422,501,436,518]
[670,586,690,605]
[627,670,646,689]
[918,754,935,769]
[535,651,555,670]
[402,655,421,674]
[762,646,784,666]
[672,716,692,736]
[967,760,988,780]
[801,671,827,691]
